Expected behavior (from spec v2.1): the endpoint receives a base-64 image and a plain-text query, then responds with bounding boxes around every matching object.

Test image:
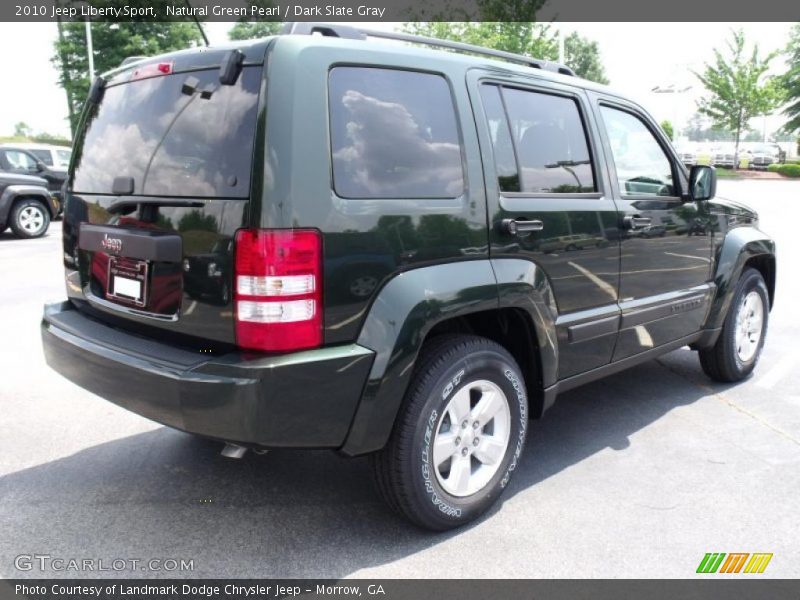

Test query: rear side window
[29,149,54,166]
[479,85,520,192]
[482,84,596,194]
[329,67,464,199]
[72,66,262,198]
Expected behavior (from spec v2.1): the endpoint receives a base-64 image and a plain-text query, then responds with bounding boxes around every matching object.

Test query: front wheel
[699,268,769,382]
[371,335,528,531]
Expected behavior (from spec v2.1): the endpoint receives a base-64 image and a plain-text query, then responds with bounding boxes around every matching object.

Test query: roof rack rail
[280,22,366,41]
[280,22,575,77]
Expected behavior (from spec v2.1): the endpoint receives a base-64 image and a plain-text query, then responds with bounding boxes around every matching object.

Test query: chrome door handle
[500,219,544,236]
[622,215,652,230]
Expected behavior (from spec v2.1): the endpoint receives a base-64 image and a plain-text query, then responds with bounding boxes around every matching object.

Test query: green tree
[229,1,281,41]
[781,23,800,133]
[52,4,201,135]
[13,122,31,138]
[564,32,609,84]
[229,21,281,41]
[694,29,782,164]
[660,120,674,141]
[402,23,608,85]
[403,22,557,62]
[178,211,218,233]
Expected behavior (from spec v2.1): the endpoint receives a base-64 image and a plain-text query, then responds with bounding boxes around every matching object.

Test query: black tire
[699,268,769,383]
[9,198,50,239]
[371,334,528,531]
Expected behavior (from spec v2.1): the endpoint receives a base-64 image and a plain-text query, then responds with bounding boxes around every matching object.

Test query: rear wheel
[10,199,50,239]
[699,268,769,382]
[371,335,528,531]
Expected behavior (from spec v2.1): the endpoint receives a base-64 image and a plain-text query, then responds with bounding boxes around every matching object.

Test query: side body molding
[698,227,776,347]
[340,258,559,456]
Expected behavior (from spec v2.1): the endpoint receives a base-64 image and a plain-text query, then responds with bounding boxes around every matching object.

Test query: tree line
[49,15,800,151]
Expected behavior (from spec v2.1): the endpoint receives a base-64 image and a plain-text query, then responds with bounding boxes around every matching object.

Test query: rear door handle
[622,215,652,230]
[500,219,544,236]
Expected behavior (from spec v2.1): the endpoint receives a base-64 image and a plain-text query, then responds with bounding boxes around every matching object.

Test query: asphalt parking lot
[1,179,798,579]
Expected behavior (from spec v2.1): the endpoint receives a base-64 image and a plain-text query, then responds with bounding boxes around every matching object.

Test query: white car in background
[676,144,696,167]
[712,144,736,168]
[0,143,71,169]
[694,145,714,166]
[748,144,782,169]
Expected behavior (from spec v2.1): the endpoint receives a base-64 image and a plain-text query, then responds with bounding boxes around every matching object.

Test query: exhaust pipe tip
[221,443,248,459]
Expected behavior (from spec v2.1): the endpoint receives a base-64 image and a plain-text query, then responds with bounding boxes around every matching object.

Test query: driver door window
[3,150,38,173]
[600,106,675,197]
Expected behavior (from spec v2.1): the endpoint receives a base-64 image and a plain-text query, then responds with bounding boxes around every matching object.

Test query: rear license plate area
[107,256,149,307]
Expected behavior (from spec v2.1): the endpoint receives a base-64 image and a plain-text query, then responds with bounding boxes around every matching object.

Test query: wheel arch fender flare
[0,185,55,225]
[340,258,559,456]
[703,227,776,340]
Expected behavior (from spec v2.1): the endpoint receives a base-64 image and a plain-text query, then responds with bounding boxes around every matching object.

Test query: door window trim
[597,100,684,201]
[478,78,605,200]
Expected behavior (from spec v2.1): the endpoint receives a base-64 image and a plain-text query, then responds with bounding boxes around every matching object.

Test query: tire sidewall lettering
[500,368,527,489]
[419,356,527,520]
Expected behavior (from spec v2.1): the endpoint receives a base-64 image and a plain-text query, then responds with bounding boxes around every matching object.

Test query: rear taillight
[234,229,322,352]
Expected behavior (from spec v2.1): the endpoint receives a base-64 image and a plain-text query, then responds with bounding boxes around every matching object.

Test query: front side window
[1,150,38,171]
[479,84,520,192]
[329,67,464,199]
[600,106,676,197]
[501,87,596,194]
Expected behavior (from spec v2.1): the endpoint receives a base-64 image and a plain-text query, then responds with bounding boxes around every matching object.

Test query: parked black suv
[42,25,776,531]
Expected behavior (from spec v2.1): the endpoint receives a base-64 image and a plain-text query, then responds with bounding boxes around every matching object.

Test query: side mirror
[689,165,716,201]
[35,161,46,172]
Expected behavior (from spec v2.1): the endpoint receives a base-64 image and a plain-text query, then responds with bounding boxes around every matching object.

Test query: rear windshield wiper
[108,198,205,214]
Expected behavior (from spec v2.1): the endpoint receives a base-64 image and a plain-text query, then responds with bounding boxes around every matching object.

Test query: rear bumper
[42,301,374,448]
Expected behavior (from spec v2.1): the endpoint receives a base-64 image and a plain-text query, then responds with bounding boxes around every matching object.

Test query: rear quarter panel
[261,38,490,344]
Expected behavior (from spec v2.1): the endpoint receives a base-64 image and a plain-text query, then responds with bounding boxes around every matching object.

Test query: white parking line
[184,300,198,316]
[567,261,617,300]
[755,354,799,389]
[664,251,711,263]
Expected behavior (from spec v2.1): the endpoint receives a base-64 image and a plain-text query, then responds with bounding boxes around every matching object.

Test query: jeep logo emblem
[101,234,122,254]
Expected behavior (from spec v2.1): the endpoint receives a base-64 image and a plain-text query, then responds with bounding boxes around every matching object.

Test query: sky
[0,21,793,140]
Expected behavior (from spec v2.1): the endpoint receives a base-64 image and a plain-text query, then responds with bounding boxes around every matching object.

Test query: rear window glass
[72,66,261,198]
[329,67,464,199]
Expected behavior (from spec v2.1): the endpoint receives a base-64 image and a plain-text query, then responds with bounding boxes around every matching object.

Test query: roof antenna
[184,0,209,47]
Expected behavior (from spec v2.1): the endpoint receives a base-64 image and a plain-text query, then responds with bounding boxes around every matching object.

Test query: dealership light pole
[651,84,692,141]
[85,18,94,81]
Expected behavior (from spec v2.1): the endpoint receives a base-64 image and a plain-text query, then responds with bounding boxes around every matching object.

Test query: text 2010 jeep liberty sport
[42,24,776,530]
